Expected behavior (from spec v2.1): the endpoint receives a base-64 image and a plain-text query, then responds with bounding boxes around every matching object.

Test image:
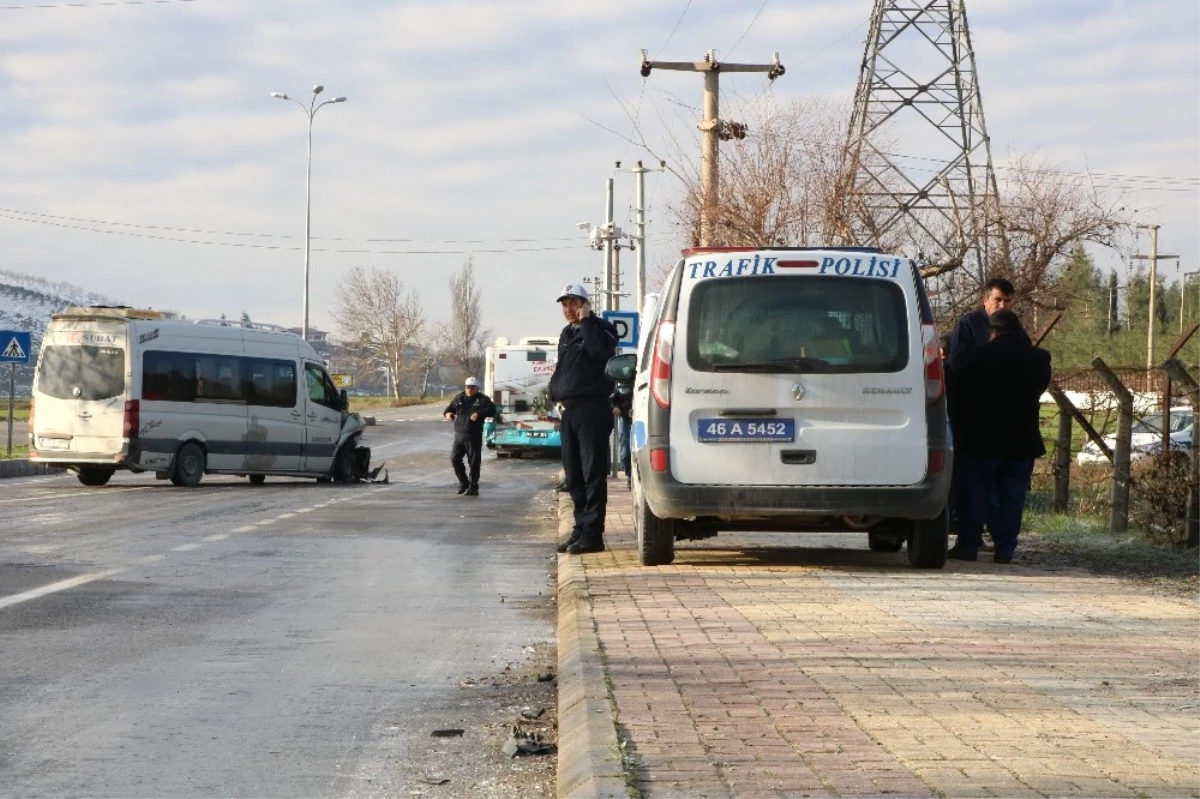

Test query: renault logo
[791,382,806,402]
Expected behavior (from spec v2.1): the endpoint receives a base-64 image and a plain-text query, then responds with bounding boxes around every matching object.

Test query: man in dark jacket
[548,282,619,555]
[948,310,1051,563]
[443,376,497,496]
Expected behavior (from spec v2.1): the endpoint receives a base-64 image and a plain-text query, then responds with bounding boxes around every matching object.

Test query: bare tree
[657,95,1124,328]
[664,97,907,252]
[331,266,425,401]
[444,257,490,380]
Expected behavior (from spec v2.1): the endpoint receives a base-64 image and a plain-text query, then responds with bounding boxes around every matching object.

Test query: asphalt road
[0,404,561,798]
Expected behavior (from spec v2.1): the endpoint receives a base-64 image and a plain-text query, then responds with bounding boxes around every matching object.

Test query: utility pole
[1131,224,1180,369]
[619,159,666,313]
[639,49,784,246]
[604,178,615,312]
[1183,270,1200,335]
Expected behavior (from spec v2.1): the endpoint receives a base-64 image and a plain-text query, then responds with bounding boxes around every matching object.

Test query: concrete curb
[0,459,63,479]
[556,490,630,799]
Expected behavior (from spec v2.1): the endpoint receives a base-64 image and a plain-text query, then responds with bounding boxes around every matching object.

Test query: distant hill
[0,268,120,396]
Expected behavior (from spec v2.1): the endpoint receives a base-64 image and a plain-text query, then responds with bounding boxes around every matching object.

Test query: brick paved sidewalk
[558,479,1199,798]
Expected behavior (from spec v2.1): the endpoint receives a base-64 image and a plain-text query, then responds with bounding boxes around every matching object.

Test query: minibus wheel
[332,444,357,484]
[248,474,266,485]
[170,442,206,487]
[77,466,115,487]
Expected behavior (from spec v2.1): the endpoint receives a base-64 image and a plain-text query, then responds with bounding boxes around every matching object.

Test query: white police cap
[556,282,589,302]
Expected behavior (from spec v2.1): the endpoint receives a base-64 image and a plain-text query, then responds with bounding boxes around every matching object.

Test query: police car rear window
[686,276,908,374]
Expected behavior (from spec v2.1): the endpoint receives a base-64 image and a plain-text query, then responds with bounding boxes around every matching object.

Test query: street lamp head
[270,91,289,99]
[312,84,324,95]
[332,96,347,103]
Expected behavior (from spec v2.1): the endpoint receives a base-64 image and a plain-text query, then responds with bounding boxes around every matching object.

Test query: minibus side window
[304,363,341,410]
[143,351,195,402]
[244,359,297,408]
[195,354,243,402]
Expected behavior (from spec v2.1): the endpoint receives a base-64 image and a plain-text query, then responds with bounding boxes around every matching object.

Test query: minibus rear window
[36,345,127,400]
[686,276,909,374]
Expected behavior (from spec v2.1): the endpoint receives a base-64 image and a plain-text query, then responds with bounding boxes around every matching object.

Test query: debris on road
[430,728,465,738]
[502,724,555,758]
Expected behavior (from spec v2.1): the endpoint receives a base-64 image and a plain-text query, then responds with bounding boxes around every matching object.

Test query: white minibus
[29,306,370,487]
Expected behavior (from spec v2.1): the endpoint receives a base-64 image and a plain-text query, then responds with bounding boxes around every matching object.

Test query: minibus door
[302,362,343,474]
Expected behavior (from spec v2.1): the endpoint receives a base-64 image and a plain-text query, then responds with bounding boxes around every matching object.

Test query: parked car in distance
[1136,423,1193,462]
[1076,406,1194,465]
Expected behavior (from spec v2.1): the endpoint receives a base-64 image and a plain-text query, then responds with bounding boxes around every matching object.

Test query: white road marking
[203,534,230,542]
[0,555,165,610]
[232,525,257,533]
[368,439,409,451]
[277,513,297,519]
[171,543,201,552]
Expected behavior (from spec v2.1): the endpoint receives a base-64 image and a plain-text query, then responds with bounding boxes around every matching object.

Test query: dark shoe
[456,484,469,495]
[566,541,606,555]
[464,487,479,496]
[993,554,1013,564]
[947,547,977,562]
[556,538,580,554]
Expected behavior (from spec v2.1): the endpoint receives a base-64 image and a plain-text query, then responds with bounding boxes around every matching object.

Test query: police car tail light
[123,400,140,439]
[650,447,670,473]
[650,321,675,409]
[921,324,944,405]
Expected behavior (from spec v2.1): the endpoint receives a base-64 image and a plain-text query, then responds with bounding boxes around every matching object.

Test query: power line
[1,0,196,9]
[879,152,1200,188]
[725,0,770,60]
[654,0,692,58]
[0,206,648,244]
[0,211,594,255]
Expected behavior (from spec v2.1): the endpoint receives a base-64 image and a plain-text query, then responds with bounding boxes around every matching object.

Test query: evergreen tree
[240,311,251,323]
[1107,271,1120,334]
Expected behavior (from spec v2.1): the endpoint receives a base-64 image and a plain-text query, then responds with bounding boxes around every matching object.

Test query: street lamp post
[270,85,347,340]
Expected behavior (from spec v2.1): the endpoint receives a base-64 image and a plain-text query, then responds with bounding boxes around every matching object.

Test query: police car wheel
[868,532,904,553]
[77,467,114,487]
[906,507,949,569]
[635,491,674,566]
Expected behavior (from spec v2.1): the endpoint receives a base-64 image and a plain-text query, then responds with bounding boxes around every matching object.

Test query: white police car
[609,247,951,568]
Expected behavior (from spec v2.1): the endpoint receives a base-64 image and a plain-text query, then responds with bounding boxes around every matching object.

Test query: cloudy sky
[1,0,1196,343]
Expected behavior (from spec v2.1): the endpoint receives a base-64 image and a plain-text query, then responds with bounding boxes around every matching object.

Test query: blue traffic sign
[0,331,32,364]
[602,311,639,349]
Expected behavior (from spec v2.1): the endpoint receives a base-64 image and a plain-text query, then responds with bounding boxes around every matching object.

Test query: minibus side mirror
[340,389,349,411]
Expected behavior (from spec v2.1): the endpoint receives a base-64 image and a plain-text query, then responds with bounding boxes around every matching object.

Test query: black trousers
[451,431,483,488]
[560,397,614,544]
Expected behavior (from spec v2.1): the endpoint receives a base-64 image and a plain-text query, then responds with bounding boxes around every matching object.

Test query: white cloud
[0,0,1195,343]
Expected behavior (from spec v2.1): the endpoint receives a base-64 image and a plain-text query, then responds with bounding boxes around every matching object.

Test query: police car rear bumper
[639,450,951,521]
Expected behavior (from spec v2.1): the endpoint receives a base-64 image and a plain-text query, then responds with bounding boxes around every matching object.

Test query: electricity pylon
[844,0,1000,281]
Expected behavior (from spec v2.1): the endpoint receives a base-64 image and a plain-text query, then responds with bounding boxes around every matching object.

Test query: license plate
[697,418,794,443]
[38,437,70,451]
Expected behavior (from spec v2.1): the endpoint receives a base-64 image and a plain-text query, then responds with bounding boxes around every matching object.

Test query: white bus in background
[483,335,561,457]
[29,306,372,487]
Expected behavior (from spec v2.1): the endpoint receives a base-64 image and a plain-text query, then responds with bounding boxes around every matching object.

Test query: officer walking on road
[549,283,619,554]
[444,377,496,497]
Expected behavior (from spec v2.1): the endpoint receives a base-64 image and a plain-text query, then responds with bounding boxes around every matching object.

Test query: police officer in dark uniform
[549,283,619,554]
[443,376,496,496]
